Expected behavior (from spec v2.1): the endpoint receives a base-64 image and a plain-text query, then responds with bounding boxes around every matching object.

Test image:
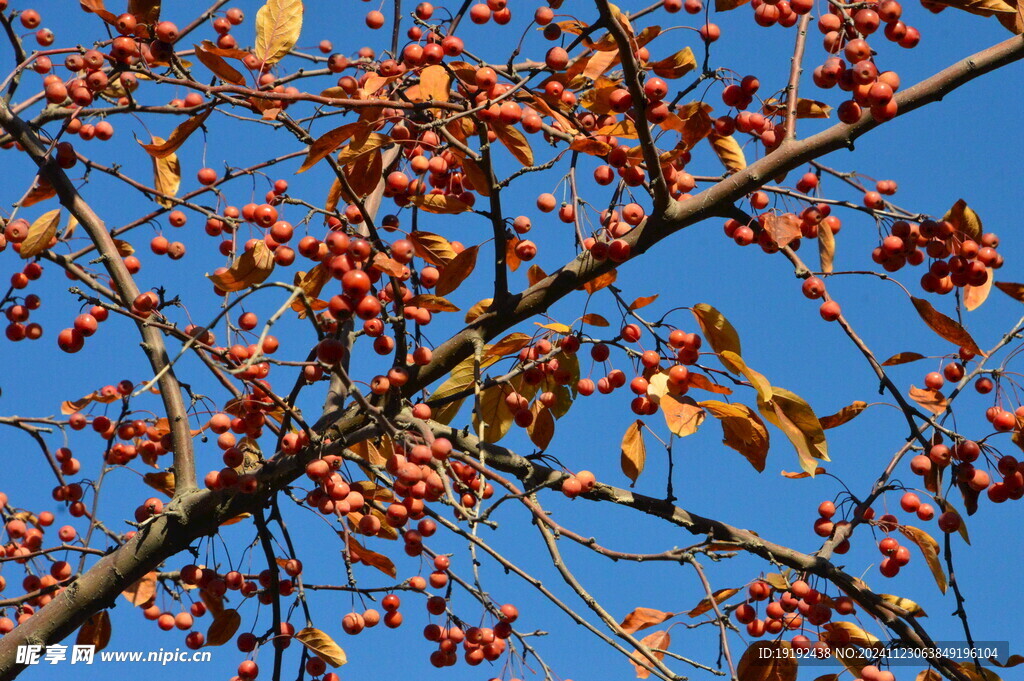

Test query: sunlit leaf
[899,525,946,593]
[77,610,111,652]
[619,607,675,634]
[909,296,983,356]
[688,587,740,618]
[195,41,246,84]
[436,245,478,296]
[139,110,211,158]
[150,136,180,208]
[254,0,303,65]
[19,209,61,258]
[206,608,241,646]
[881,351,927,366]
[709,134,746,172]
[650,47,696,79]
[909,385,948,415]
[208,241,275,292]
[620,419,646,484]
[700,400,769,472]
[818,401,868,429]
[736,641,796,681]
[410,231,457,266]
[295,627,347,667]
[408,193,472,214]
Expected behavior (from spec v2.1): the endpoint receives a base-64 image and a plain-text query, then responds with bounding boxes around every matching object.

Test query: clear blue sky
[2,2,1023,681]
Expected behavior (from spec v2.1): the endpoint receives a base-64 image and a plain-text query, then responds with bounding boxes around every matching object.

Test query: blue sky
[2,2,1023,681]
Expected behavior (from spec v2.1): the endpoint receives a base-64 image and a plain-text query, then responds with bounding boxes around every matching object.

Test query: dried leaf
[687,373,733,395]
[716,0,751,10]
[80,0,118,23]
[688,587,740,617]
[709,134,746,172]
[410,231,456,266]
[464,298,493,323]
[435,245,478,296]
[661,394,705,437]
[206,608,241,646]
[527,264,547,286]
[899,525,946,593]
[909,296,983,356]
[291,264,331,316]
[143,471,176,497]
[77,611,111,652]
[942,198,983,241]
[878,594,926,617]
[406,294,459,312]
[758,387,829,476]
[881,351,926,366]
[989,655,1024,668]
[408,193,472,214]
[254,0,303,65]
[650,47,697,79]
[700,400,769,472]
[818,401,868,429]
[630,630,670,679]
[781,467,826,478]
[628,295,658,310]
[297,122,363,173]
[619,607,675,634]
[474,375,537,443]
[417,64,451,102]
[19,209,61,258]
[964,268,993,311]
[909,385,948,415]
[20,181,57,208]
[121,572,157,607]
[691,303,742,372]
[195,41,246,84]
[336,132,391,167]
[994,281,1024,302]
[535,322,572,334]
[128,0,160,23]
[583,269,617,294]
[139,109,212,158]
[620,419,646,484]
[527,404,555,450]
[736,641,797,681]
[372,252,406,277]
[150,137,180,208]
[818,217,836,273]
[491,121,534,166]
[596,118,639,139]
[569,136,613,156]
[295,627,347,667]
[762,213,801,248]
[486,332,532,358]
[581,313,610,327]
[208,241,275,292]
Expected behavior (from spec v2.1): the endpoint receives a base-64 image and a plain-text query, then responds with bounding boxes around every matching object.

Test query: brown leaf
[139,110,212,159]
[80,0,119,22]
[964,268,993,311]
[583,269,617,294]
[410,231,456,266]
[994,281,1024,302]
[687,373,733,395]
[818,216,836,273]
[77,610,112,651]
[505,235,522,273]
[208,241,275,292]
[581,313,610,327]
[909,296,983,356]
[527,403,555,450]
[121,572,157,607]
[619,607,675,634]
[435,245,478,296]
[818,401,868,429]
[254,0,303,65]
[149,137,180,208]
[628,294,658,310]
[296,627,347,667]
[709,134,746,173]
[464,298,493,323]
[473,375,537,443]
[569,137,613,156]
[899,525,946,593]
[762,213,801,248]
[691,303,742,372]
[20,181,57,208]
[19,209,61,258]
[527,264,547,286]
[661,394,705,437]
[630,630,670,679]
[596,118,639,139]
[372,252,406,277]
[763,98,833,119]
[620,419,647,484]
[418,64,451,102]
[408,193,472,214]
[206,608,241,646]
[406,294,459,312]
[716,0,752,10]
[758,387,829,476]
[194,41,246,84]
[781,467,826,478]
[486,332,533,358]
[700,400,769,472]
[989,655,1024,668]
[670,101,714,150]
[459,155,491,196]
[297,122,363,173]
[650,47,697,79]
[688,587,741,617]
[881,351,926,366]
[291,263,331,316]
[942,198,983,241]
[143,471,176,497]
[909,385,948,414]
[736,641,797,681]
[491,120,534,166]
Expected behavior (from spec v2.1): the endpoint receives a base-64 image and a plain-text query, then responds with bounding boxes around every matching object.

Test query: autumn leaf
[964,268,993,310]
[143,471,176,497]
[19,209,61,258]
[700,400,769,472]
[762,212,801,248]
[408,193,472,214]
[909,296,983,356]
[474,375,537,443]
[297,122,363,173]
[583,269,617,294]
[407,294,459,312]
[410,231,456,266]
[688,588,741,617]
[691,303,742,372]
[77,611,112,652]
[818,401,868,429]
[620,419,646,484]
[619,607,675,634]
[296,627,347,667]
[942,198,983,241]
[758,387,829,476]
[491,120,534,166]
[596,118,639,139]
[527,264,547,286]
[336,132,391,166]
[139,109,212,158]
[716,0,751,10]
[569,137,613,156]
[435,245,478,296]
[781,467,826,478]
[372,252,406,278]
[206,608,241,646]
[629,630,670,679]
[121,572,157,607]
[879,593,927,617]
[527,403,555,450]
[661,394,705,437]
[464,298,493,323]
[80,0,118,23]
[994,281,1024,302]
[736,641,797,681]
[650,47,697,79]
[128,0,160,23]
[909,385,948,414]
[208,241,275,292]
[254,0,303,65]
[687,373,733,395]
[580,313,610,327]
[291,264,331,316]
[486,332,533,358]
[150,136,181,208]
[818,217,836,273]
[417,64,451,102]
[709,134,746,172]
[899,525,947,593]
[881,351,926,366]
[628,295,658,310]
[195,42,246,84]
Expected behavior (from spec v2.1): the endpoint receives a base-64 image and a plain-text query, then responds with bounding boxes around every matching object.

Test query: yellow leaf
[410,231,457,266]
[899,525,947,593]
[691,304,742,371]
[688,587,741,617]
[964,268,993,311]
[291,263,331,316]
[758,387,829,476]
[194,41,246,84]
[650,47,696,79]
[19,209,61,258]
[491,120,534,166]
[942,198,983,241]
[596,118,639,139]
[417,64,451,102]
[700,400,769,472]
[818,401,868,429]
[569,136,613,156]
[535,322,572,334]
[408,193,472,214]
[584,269,617,294]
[709,134,746,172]
[143,472,176,497]
[660,394,705,437]
[206,608,241,646]
[406,293,459,312]
[474,375,536,443]
[878,593,927,617]
[486,332,533,358]
[527,264,548,286]
[295,627,347,667]
[150,137,180,208]
[139,110,212,158]
[464,298,493,323]
[208,241,275,292]
[620,419,646,483]
[336,132,391,166]
[254,0,303,65]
